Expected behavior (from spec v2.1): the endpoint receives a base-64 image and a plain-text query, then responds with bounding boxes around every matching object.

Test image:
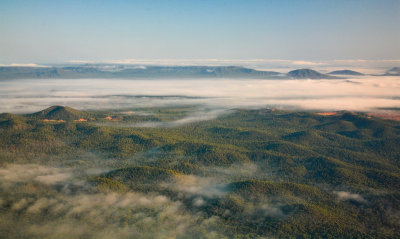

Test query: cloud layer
[1,75,400,114]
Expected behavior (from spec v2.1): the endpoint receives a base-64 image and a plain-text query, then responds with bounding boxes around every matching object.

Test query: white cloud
[0,63,48,67]
[334,191,366,203]
[292,60,324,66]
[0,164,72,187]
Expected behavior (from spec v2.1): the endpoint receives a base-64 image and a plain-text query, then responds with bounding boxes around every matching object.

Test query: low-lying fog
[0,76,399,114]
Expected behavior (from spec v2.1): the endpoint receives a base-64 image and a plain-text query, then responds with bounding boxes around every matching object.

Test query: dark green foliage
[29,105,89,120]
[0,113,29,130]
[1,106,400,238]
[103,166,180,185]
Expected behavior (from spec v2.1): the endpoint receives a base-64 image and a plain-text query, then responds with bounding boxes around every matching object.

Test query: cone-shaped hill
[29,105,91,121]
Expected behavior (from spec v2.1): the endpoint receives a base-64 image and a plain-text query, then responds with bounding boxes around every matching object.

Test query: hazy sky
[0,0,399,63]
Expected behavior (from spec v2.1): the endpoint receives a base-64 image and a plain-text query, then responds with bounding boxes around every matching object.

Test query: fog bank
[0,76,399,114]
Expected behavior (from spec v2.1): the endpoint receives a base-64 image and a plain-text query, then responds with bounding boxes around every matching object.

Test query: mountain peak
[385,67,400,76]
[328,70,363,75]
[31,105,88,120]
[287,69,338,79]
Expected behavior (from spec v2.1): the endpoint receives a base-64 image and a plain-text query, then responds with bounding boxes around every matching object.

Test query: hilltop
[287,69,339,79]
[328,70,364,75]
[385,67,400,76]
[29,105,91,121]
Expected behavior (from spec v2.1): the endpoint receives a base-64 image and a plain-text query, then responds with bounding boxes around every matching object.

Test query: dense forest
[0,105,399,238]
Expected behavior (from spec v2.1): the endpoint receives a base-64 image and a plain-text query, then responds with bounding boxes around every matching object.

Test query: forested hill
[1,106,400,238]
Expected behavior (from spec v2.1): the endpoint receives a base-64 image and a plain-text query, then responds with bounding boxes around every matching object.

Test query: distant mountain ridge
[287,69,339,79]
[328,70,363,75]
[0,65,282,80]
[385,67,400,76]
[1,64,396,80]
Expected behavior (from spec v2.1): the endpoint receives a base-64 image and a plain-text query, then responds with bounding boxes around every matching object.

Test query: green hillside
[29,105,91,120]
[0,106,399,238]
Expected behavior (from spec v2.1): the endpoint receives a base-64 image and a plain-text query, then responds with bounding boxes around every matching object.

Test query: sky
[0,0,399,64]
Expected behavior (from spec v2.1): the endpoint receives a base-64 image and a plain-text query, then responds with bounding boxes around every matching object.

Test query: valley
[1,106,399,238]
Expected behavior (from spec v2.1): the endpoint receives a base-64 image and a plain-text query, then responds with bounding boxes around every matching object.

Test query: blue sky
[0,0,399,64]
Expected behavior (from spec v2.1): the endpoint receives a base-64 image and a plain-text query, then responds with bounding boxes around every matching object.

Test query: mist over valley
[1,0,400,237]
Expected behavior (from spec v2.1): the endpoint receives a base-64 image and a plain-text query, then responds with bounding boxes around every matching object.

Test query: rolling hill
[1,106,400,238]
[328,70,364,75]
[29,105,91,120]
[287,69,339,79]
